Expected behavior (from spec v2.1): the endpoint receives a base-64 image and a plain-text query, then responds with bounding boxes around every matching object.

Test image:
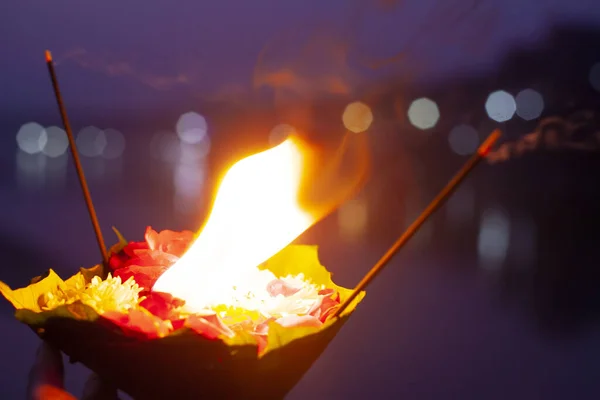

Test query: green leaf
[0,269,65,312]
[107,226,128,256]
[79,264,104,283]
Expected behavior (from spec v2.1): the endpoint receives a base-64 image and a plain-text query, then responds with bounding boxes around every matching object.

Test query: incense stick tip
[478,129,502,156]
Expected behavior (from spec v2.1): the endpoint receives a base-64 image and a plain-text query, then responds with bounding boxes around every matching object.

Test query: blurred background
[1,0,600,398]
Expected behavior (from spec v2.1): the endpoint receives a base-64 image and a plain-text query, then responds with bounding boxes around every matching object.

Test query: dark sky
[2,0,600,114]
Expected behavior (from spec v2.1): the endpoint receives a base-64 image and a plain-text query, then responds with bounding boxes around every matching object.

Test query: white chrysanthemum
[192,269,324,319]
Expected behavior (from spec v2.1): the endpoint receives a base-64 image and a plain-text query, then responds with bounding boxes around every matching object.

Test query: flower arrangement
[0,227,364,399]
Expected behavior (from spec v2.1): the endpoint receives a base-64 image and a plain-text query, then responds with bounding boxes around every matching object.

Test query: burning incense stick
[333,129,502,318]
[45,50,109,269]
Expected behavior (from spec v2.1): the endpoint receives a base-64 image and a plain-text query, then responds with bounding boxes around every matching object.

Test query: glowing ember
[154,137,331,313]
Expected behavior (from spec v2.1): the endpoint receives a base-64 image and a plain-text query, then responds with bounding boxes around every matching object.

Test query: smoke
[55,47,192,91]
[487,111,600,164]
[253,25,357,102]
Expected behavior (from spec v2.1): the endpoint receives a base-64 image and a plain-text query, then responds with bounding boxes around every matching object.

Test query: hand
[27,341,119,400]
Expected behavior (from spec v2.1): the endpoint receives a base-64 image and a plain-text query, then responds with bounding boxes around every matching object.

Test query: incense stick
[333,129,502,318]
[45,50,109,270]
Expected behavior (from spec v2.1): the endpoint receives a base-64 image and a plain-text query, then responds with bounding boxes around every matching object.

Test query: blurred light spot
[342,101,373,133]
[589,62,600,92]
[102,128,126,159]
[180,141,210,163]
[448,124,479,155]
[337,197,368,240]
[478,208,510,270]
[485,90,516,122]
[174,162,206,198]
[173,159,207,214]
[42,126,69,158]
[176,111,208,145]
[41,153,69,189]
[77,126,106,157]
[269,124,296,146]
[150,132,179,162]
[446,184,474,224]
[46,154,68,187]
[16,122,47,154]
[515,89,544,121]
[15,150,47,189]
[407,98,440,130]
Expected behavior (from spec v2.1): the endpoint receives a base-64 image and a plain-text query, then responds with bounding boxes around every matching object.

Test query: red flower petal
[275,315,323,328]
[140,292,185,321]
[255,318,276,335]
[253,333,268,354]
[123,241,149,257]
[113,265,170,291]
[102,310,172,339]
[266,279,301,297]
[108,241,148,271]
[185,314,235,340]
[145,227,194,257]
[171,319,186,331]
[108,252,128,271]
[122,250,179,269]
[308,291,341,322]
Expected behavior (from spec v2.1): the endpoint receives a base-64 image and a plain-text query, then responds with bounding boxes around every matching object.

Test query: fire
[153,134,368,312]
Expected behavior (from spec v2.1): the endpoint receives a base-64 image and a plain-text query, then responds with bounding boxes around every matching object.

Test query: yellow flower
[43,274,143,314]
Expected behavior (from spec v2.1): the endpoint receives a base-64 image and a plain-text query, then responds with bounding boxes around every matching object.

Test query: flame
[153,134,368,311]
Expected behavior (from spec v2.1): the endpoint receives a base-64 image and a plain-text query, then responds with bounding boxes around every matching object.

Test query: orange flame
[153,132,369,311]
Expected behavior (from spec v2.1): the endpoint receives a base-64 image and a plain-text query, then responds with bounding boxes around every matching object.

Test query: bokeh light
[448,124,479,155]
[174,161,206,198]
[101,128,126,159]
[42,126,69,158]
[515,89,544,121]
[342,101,373,133]
[176,111,208,145]
[15,151,47,189]
[16,122,47,154]
[77,126,106,157]
[485,90,516,122]
[337,197,368,241]
[589,62,600,92]
[269,124,296,146]
[478,208,510,270]
[172,111,210,214]
[407,98,440,130]
[150,131,180,162]
[173,143,207,215]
